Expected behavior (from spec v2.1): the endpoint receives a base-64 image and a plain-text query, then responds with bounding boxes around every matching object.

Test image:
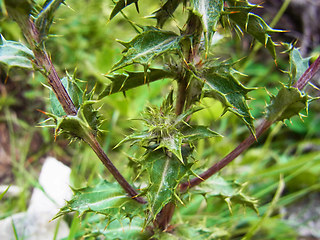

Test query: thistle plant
[1,0,320,239]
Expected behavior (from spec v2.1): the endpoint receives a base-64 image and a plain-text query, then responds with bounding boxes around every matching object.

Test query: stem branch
[180,120,272,191]
[18,17,145,204]
[86,134,146,204]
[180,55,320,191]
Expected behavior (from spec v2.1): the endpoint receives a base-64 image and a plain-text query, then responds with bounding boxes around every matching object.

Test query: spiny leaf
[190,0,223,49]
[201,63,255,135]
[86,217,151,239]
[81,101,101,136]
[54,180,144,221]
[165,225,229,239]
[100,68,175,98]
[0,36,34,70]
[192,175,258,213]
[114,131,153,148]
[152,0,183,28]
[283,44,310,86]
[143,149,190,219]
[224,0,281,59]
[157,134,184,162]
[112,29,182,71]
[48,75,102,140]
[266,86,308,122]
[116,103,202,160]
[110,0,139,20]
[35,0,65,42]
[50,114,92,141]
[182,125,222,142]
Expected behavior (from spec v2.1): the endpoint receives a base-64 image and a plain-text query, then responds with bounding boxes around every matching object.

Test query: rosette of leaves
[117,93,221,218]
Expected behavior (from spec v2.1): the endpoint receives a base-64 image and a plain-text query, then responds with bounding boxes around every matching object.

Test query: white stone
[0,157,72,240]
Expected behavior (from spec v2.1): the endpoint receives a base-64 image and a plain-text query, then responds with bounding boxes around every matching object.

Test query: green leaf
[0,185,10,200]
[266,86,308,122]
[143,149,189,218]
[192,175,258,213]
[35,0,65,42]
[190,0,223,48]
[110,0,139,20]
[115,131,153,148]
[0,36,34,70]
[112,29,182,71]
[100,68,175,98]
[52,114,92,140]
[172,225,229,239]
[152,0,183,28]
[87,218,151,239]
[284,44,310,86]
[54,180,144,221]
[182,125,221,142]
[201,63,255,135]
[50,73,83,117]
[225,0,281,58]
[158,134,184,162]
[81,101,101,136]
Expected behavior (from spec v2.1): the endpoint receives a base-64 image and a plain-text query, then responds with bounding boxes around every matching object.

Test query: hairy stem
[17,16,145,204]
[293,55,320,90]
[27,20,78,115]
[86,133,146,204]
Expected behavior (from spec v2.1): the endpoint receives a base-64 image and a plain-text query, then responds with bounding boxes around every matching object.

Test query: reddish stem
[86,134,146,204]
[180,120,272,191]
[180,55,320,192]
[18,18,146,204]
[293,55,320,90]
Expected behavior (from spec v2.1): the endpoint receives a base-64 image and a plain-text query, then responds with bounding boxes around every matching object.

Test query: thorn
[36,109,48,115]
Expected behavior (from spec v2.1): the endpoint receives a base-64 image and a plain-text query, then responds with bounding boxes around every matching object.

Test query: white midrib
[86,195,126,208]
[133,36,178,61]
[199,0,208,31]
[102,226,143,233]
[151,158,170,210]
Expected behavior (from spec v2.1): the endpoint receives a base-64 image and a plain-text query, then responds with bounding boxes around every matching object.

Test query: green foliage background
[0,0,320,239]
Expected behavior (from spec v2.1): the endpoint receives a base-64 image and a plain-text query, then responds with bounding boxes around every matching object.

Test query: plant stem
[180,55,320,192]
[175,75,188,115]
[180,119,272,191]
[25,20,78,116]
[86,133,146,204]
[155,11,203,229]
[154,202,176,231]
[293,55,320,90]
[19,17,145,204]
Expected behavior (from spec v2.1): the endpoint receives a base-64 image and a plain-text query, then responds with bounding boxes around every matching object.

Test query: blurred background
[0,0,320,239]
